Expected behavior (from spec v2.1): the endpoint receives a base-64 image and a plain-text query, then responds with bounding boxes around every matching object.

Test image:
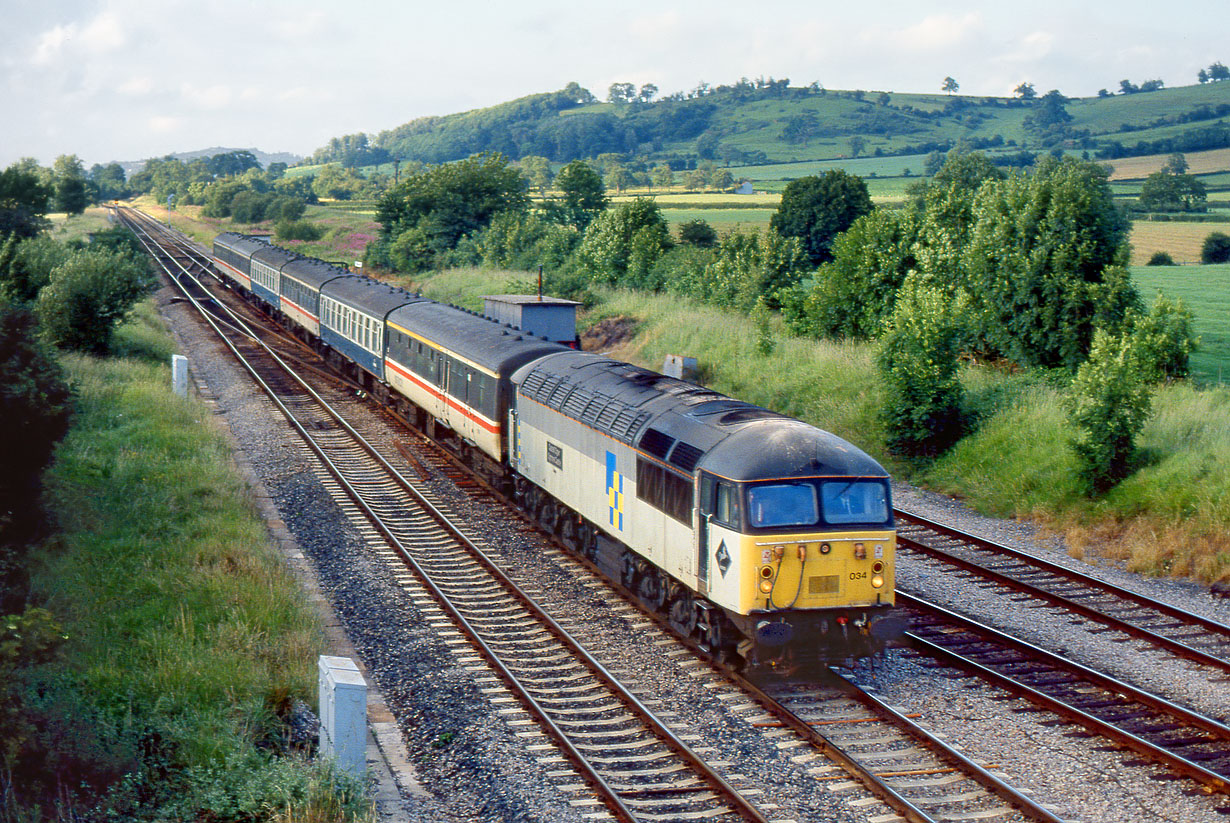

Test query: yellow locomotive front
[695,424,905,665]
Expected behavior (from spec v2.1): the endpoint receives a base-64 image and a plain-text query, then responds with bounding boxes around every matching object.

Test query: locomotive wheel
[637,568,667,611]
[557,514,579,551]
[667,591,698,637]
[538,499,558,533]
[578,523,598,562]
[620,552,640,591]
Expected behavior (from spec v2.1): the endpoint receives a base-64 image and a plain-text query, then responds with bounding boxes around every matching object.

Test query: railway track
[115,205,1082,822]
[894,509,1230,675]
[116,206,778,823]
[899,592,1230,796]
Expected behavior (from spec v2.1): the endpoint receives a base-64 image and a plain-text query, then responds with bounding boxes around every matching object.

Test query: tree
[35,247,156,353]
[678,219,717,248]
[574,198,671,284]
[607,82,635,104]
[1067,329,1153,493]
[373,153,529,271]
[638,83,659,103]
[848,136,866,158]
[1022,90,1072,141]
[1163,153,1189,175]
[1138,171,1207,212]
[1129,294,1197,381]
[88,162,128,201]
[942,77,960,95]
[604,163,632,194]
[207,150,260,177]
[549,160,606,231]
[964,156,1136,370]
[784,208,918,340]
[518,155,553,196]
[0,164,51,239]
[875,273,965,457]
[651,164,674,190]
[0,302,72,599]
[1014,82,1037,100]
[770,170,873,266]
[1210,62,1230,82]
[0,236,70,303]
[781,113,819,146]
[51,155,88,216]
[708,167,735,191]
[1119,79,1139,94]
[1198,68,1210,84]
[1202,232,1230,264]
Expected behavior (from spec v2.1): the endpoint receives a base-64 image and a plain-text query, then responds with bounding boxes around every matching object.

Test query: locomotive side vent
[638,427,675,459]
[667,441,704,472]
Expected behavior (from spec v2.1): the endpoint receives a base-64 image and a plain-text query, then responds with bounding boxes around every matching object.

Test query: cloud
[149,115,182,134]
[31,12,126,66]
[180,83,232,110]
[874,12,984,53]
[118,75,153,96]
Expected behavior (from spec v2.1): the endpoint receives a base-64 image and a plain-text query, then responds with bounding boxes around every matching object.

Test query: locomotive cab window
[821,480,890,525]
[748,483,818,529]
[714,481,741,529]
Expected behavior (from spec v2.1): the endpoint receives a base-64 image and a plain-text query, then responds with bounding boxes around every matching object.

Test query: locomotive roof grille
[668,441,704,472]
[638,428,675,459]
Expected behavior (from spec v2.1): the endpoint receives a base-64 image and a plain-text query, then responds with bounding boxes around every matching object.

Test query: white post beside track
[318,655,367,778]
[171,354,189,398]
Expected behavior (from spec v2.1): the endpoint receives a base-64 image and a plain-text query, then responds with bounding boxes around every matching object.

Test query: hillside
[315,79,1230,173]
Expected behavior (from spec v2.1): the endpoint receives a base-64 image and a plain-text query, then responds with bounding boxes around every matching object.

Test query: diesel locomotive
[211,232,905,667]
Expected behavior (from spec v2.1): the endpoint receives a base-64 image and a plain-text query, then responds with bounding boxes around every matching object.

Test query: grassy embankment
[18,216,369,819]
[411,265,1230,586]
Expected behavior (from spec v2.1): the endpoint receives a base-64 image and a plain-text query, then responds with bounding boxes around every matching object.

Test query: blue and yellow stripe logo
[606,451,624,530]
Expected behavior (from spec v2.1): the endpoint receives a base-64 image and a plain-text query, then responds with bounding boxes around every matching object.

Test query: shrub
[273,219,323,242]
[1,236,71,303]
[875,273,965,457]
[35,248,156,353]
[1066,329,1153,493]
[1146,251,1176,266]
[475,211,579,272]
[573,198,671,284]
[1201,231,1230,264]
[678,218,718,248]
[1130,293,1198,381]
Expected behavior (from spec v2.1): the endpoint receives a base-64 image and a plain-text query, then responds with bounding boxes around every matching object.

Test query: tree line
[366,149,1195,494]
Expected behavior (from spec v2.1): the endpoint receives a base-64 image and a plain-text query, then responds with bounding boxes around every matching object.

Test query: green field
[1133,264,1230,385]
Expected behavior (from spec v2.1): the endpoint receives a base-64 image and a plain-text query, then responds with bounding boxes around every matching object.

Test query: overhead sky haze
[1,0,1226,169]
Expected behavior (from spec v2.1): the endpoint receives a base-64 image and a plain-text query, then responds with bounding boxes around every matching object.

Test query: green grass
[1133,263,1230,385]
[21,303,371,820]
[417,266,1230,584]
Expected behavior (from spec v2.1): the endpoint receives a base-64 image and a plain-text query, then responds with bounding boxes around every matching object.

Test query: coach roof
[387,300,568,374]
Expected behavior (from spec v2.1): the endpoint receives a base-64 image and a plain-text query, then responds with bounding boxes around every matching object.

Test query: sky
[2,0,1226,169]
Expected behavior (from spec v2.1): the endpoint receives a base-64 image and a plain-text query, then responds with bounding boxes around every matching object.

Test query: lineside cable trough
[318,655,368,779]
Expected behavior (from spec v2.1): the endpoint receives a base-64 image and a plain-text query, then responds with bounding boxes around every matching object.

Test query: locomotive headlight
[819,542,831,554]
[871,574,885,589]
[872,561,884,573]
[759,579,774,593]
[759,565,775,579]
